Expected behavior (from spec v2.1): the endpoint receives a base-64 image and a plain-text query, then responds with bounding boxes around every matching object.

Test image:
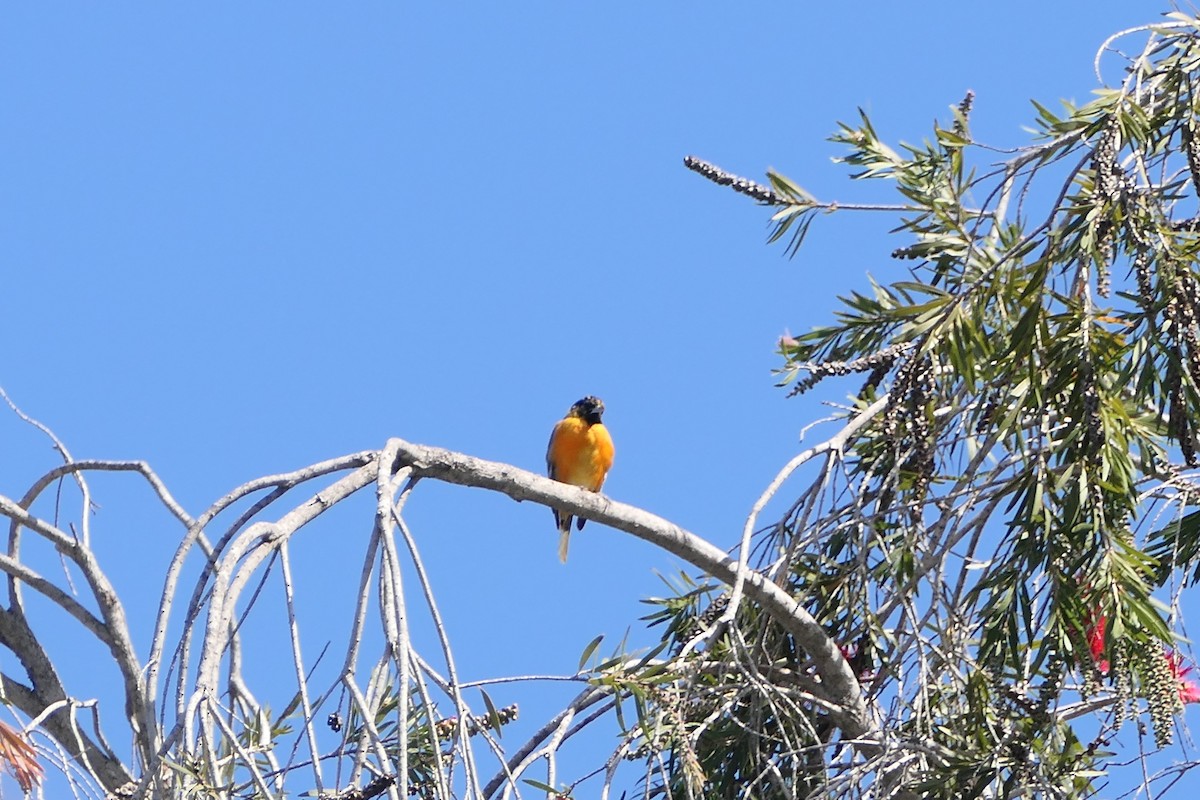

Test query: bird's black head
[569,396,606,425]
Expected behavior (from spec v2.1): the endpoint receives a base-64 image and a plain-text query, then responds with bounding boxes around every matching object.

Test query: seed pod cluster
[1130,640,1183,748]
[882,353,937,499]
[683,156,787,205]
[1090,120,1124,297]
[1184,119,1200,199]
[674,592,731,645]
[1163,267,1200,466]
[952,90,975,137]
[788,341,914,397]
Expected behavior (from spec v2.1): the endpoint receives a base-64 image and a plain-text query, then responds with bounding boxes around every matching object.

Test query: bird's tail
[557,521,571,563]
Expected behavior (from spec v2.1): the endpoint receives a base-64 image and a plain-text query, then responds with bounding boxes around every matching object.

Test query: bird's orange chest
[549,418,614,491]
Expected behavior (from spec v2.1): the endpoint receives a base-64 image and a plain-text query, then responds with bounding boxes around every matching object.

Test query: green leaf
[577,634,604,672]
[480,689,504,740]
[278,690,303,720]
[522,778,559,793]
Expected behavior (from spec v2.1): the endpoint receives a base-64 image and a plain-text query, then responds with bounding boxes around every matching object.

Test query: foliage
[661,11,1200,800]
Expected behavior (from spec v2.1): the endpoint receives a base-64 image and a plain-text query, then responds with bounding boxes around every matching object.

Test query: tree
[6,10,1200,800]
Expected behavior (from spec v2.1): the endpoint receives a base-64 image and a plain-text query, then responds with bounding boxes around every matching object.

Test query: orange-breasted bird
[546,396,615,563]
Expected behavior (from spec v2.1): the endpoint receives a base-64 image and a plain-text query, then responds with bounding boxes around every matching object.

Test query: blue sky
[0,3,1181,797]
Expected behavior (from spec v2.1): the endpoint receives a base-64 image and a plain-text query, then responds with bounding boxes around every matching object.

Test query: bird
[546,396,615,562]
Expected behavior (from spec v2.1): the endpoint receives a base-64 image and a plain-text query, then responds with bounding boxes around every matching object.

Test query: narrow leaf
[578,634,604,672]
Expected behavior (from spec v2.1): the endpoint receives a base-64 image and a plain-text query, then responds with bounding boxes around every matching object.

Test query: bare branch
[383,438,874,742]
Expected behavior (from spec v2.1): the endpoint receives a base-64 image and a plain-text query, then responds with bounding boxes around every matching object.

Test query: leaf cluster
[660,12,1200,800]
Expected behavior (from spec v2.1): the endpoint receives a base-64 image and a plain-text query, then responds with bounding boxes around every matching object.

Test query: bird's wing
[546,419,566,530]
[546,419,563,480]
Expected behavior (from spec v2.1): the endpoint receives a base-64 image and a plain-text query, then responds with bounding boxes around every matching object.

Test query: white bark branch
[382,439,875,743]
